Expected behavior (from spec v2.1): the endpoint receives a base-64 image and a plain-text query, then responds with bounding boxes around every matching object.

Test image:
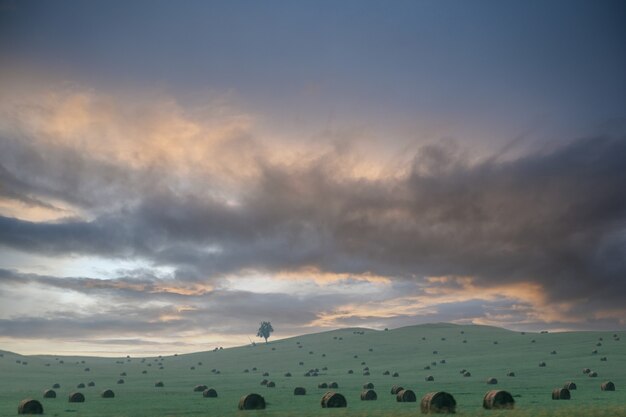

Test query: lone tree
[257,321,274,343]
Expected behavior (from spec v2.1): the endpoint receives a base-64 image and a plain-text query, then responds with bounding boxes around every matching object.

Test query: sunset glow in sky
[1,0,625,356]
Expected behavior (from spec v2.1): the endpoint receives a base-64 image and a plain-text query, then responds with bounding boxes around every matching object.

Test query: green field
[2,323,624,416]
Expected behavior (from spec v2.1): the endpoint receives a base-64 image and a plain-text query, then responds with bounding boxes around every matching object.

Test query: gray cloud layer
[2,135,625,305]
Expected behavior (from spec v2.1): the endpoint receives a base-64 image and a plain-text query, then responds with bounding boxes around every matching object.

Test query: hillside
[1,323,624,416]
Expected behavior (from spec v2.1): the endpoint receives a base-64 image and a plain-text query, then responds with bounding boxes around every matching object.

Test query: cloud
[1,87,626,355]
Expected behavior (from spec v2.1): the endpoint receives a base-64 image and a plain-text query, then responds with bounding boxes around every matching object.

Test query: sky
[0,0,625,356]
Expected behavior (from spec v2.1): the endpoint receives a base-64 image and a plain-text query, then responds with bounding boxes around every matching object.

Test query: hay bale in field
[420,391,457,414]
[383,370,390,375]
[592,350,598,354]
[18,399,43,415]
[360,389,377,401]
[564,382,576,390]
[87,381,95,387]
[424,365,431,370]
[43,389,56,399]
[538,361,546,367]
[120,372,127,376]
[425,375,434,381]
[600,357,608,361]
[589,371,598,377]
[597,342,602,346]
[262,372,269,376]
[552,388,570,400]
[551,350,557,354]
[329,382,339,388]
[260,379,268,386]
[483,390,514,409]
[238,393,265,410]
[440,359,446,364]
[155,381,164,387]
[294,387,306,395]
[84,367,90,372]
[117,379,124,384]
[203,388,218,397]
[392,372,400,377]
[601,381,615,391]
[463,371,471,377]
[390,385,404,395]
[252,367,257,371]
[299,361,304,366]
[52,383,60,389]
[486,377,498,385]
[267,381,276,388]
[68,392,85,403]
[396,389,416,402]
[348,369,354,374]
[320,391,347,408]
[101,389,115,398]
[431,361,437,366]
[432,350,438,354]
[243,369,249,373]
[194,384,208,391]
[363,382,374,389]
[363,366,369,371]
[583,368,591,374]
[284,372,292,377]
[507,372,515,377]
[363,371,370,376]
[318,382,328,389]
[142,370,147,374]
[77,383,85,388]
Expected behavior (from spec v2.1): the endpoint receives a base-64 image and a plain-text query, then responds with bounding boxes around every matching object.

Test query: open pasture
[2,323,624,416]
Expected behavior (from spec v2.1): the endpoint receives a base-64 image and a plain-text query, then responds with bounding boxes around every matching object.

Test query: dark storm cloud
[1,134,626,318]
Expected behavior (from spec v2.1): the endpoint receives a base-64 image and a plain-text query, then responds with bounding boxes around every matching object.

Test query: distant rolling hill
[2,323,625,416]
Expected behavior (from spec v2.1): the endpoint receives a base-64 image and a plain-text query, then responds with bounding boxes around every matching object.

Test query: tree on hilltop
[257,321,274,343]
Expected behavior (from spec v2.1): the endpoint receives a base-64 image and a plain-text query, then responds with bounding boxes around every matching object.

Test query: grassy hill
[1,323,624,416]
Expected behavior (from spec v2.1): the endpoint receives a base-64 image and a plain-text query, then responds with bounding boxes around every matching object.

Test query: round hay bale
[583,368,591,374]
[262,372,269,376]
[120,372,126,376]
[18,399,43,415]
[363,382,374,389]
[77,383,85,388]
[383,370,390,375]
[284,372,292,377]
[117,379,124,384]
[360,389,377,401]
[539,361,546,367]
[601,381,615,391]
[155,381,164,387]
[142,370,147,374]
[267,381,276,388]
[194,384,208,391]
[260,379,268,386]
[396,389,416,402]
[552,388,570,400]
[52,383,60,389]
[600,357,608,361]
[425,375,434,381]
[460,369,467,374]
[243,369,249,373]
[238,393,266,410]
[392,372,399,377]
[329,382,338,389]
[87,381,95,387]
[363,366,369,371]
[440,359,446,364]
[348,370,354,374]
[390,385,403,395]
[318,382,328,389]
[363,371,370,376]
[463,371,471,377]
[483,390,514,409]
[101,389,115,398]
[203,388,218,397]
[294,387,306,395]
[68,392,85,403]
[320,391,347,408]
[424,365,431,370]
[486,377,498,385]
[43,389,56,399]
[564,381,577,390]
[507,371,515,377]
[589,371,598,377]
[420,391,456,414]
